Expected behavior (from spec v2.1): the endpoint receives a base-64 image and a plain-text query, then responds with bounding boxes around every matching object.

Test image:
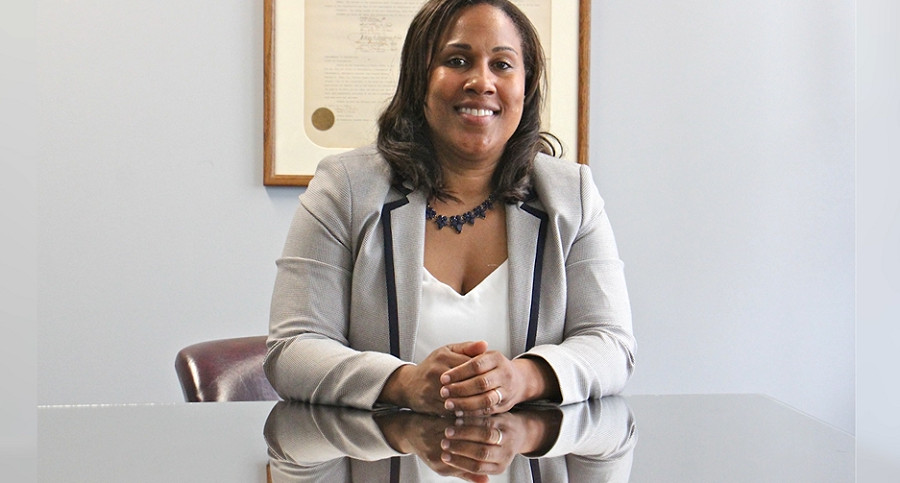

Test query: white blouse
[413,260,511,364]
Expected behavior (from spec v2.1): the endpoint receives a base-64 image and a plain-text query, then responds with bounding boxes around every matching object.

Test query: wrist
[379,364,415,407]
[520,410,563,456]
[373,412,412,454]
[513,356,560,402]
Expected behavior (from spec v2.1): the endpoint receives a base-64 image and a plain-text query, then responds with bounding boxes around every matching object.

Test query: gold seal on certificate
[311,107,336,131]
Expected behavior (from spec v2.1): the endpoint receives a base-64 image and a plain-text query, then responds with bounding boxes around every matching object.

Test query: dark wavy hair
[376,0,558,203]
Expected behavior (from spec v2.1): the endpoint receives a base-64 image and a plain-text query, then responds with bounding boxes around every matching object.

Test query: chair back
[174,335,279,402]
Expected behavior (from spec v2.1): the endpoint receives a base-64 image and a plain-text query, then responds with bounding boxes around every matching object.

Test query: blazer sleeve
[264,156,408,409]
[523,164,636,402]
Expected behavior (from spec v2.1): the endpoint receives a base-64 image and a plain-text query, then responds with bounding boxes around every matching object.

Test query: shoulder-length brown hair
[376,0,558,203]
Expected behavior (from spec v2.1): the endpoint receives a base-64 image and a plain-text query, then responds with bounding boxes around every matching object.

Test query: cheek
[423,87,437,120]
[509,89,526,118]
[506,79,526,111]
[426,71,451,100]
[423,87,441,128]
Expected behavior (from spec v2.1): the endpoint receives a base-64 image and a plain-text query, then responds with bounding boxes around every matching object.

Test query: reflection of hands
[375,411,489,483]
[266,399,633,482]
[440,342,561,417]
[375,407,561,481]
[439,410,561,475]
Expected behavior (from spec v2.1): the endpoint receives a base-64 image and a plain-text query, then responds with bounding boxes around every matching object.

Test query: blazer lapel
[507,196,548,354]
[383,189,545,360]
[381,187,426,362]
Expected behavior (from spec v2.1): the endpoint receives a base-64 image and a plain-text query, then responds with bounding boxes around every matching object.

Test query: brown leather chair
[174,335,280,402]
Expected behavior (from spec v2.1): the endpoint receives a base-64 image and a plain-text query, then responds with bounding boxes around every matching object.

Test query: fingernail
[445,400,454,410]
[445,427,455,437]
[440,374,450,384]
[455,410,464,417]
[440,387,449,398]
[441,452,451,462]
[441,439,450,449]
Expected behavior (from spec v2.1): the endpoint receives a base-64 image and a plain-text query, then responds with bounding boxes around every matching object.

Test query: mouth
[457,107,497,117]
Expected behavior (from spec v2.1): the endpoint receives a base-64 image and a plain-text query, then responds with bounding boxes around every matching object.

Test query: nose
[464,63,496,95]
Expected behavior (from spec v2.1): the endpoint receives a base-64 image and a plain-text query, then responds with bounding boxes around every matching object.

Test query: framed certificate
[264,0,591,186]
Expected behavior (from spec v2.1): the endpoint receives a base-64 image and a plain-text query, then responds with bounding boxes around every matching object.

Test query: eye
[494,60,514,71]
[445,56,468,68]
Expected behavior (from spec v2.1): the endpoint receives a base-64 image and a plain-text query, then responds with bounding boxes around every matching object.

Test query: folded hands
[379,340,559,417]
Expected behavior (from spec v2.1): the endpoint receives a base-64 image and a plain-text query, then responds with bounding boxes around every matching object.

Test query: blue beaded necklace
[425,194,497,234]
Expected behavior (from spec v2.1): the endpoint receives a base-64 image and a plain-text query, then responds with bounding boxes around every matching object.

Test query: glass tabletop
[37,394,853,482]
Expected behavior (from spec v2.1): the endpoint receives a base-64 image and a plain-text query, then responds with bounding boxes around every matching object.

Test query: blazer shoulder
[305,145,396,206]
[314,144,393,190]
[532,152,584,180]
[530,154,602,216]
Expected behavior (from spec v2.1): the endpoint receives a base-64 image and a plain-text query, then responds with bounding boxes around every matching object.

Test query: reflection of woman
[264,399,637,482]
[266,0,635,416]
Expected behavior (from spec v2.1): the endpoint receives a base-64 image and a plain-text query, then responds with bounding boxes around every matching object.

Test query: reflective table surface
[37,394,853,482]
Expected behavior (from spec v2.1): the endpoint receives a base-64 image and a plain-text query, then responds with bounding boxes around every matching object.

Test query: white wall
[591,0,854,433]
[36,0,855,434]
[2,0,38,473]
[36,0,302,405]
[857,0,900,478]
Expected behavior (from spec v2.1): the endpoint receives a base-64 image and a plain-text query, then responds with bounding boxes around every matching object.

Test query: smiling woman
[265,0,635,425]
[264,0,588,185]
[423,4,526,170]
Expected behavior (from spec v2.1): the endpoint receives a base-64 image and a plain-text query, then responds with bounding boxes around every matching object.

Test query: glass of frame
[264,0,591,186]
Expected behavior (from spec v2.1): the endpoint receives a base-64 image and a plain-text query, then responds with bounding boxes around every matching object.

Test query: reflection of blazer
[264,398,637,483]
[265,145,635,409]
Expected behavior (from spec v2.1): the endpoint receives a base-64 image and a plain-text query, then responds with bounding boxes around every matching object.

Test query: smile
[457,107,496,117]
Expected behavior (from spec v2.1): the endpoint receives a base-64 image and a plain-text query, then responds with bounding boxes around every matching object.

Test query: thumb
[445,340,489,357]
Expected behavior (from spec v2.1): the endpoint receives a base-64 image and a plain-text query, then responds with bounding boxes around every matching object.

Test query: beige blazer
[265,145,635,409]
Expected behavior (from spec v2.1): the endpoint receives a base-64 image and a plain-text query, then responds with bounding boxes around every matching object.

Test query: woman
[266,0,635,418]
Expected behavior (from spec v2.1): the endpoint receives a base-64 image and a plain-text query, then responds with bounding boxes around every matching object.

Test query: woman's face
[424,4,526,167]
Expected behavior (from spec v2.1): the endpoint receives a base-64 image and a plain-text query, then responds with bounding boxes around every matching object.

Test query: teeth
[458,107,494,117]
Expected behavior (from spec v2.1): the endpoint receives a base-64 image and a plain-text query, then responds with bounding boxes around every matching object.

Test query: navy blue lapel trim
[529,458,543,482]
[381,188,411,358]
[520,201,548,351]
[390,455,401,482]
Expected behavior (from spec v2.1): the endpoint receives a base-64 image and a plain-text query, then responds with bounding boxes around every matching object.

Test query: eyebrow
[444,43,520,55]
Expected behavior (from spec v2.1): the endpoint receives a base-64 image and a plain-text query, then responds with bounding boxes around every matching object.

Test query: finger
[443,438,504,459]
[443,371,499,400]
[423,347,472,374]
[444,375,500,408]
[439,361,499,403]
[443,389,501,415]
[440,443,505,474]
[441,352,501,386]
[444,421,501,444]
[436,351,476,370]
[444,341,489,358]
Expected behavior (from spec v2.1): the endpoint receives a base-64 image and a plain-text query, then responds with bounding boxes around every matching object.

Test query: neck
[438,158,497,202]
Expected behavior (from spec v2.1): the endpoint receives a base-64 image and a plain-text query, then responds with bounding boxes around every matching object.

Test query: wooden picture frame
[264,0,591,186]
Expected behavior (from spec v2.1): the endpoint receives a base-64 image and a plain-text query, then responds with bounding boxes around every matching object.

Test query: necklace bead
[426,194,496,234]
